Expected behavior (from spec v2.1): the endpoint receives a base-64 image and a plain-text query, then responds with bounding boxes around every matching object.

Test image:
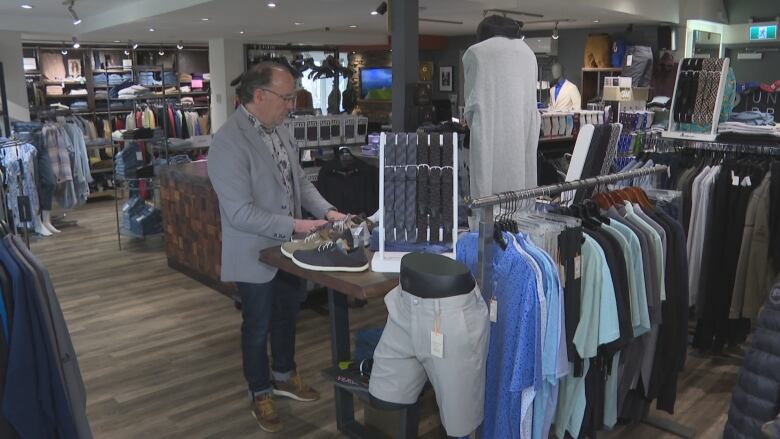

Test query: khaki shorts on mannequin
[368,285,489,437]
[584,35,612,68]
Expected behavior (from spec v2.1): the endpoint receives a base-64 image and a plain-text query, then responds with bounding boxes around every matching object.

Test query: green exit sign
[750,24,778,41]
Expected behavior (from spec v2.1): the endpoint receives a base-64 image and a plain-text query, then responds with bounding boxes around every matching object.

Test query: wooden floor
[30,200,741,438]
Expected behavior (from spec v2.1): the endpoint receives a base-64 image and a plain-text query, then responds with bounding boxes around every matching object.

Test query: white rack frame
[371,132,459,273]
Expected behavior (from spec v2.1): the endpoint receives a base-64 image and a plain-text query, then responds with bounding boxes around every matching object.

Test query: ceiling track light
[552,20,560,40]
[71,36,80,49]
[158,47,165,56]
[130,40,139,50]
[176,40,184,50]
[373,1,387,16]
[60,41,68,55]
[63,0,81,25]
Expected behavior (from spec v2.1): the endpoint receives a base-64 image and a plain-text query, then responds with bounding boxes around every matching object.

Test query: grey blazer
[208,110,333,283]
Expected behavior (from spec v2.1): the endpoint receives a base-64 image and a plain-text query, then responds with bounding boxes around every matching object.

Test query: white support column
[0,31,30,123]
[208,38,244,132]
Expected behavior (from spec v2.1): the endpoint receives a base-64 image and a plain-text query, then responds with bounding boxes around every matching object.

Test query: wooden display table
[259,247,422,439]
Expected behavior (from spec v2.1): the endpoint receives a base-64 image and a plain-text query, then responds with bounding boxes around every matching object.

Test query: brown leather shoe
[250,394,283,433]
[272,370,320,402]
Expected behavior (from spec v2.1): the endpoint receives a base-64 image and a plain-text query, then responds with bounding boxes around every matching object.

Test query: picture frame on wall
[439,66,453,92]
[419,61,434,82]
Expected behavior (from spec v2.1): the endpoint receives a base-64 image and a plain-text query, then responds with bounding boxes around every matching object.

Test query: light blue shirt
[602,222,650,336]
[555,235,619,438]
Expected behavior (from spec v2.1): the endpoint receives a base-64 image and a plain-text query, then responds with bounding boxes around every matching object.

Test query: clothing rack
[465,163,698,438]
[656,137,780,156]
[0,63,10,137]
[0,139,32,248]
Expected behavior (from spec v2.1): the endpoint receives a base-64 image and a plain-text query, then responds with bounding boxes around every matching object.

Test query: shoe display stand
[372,132,459,273]
[664,57,730,142]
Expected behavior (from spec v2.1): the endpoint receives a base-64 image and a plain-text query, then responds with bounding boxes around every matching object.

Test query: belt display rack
[664,57,731,142]
[372,132,459,272]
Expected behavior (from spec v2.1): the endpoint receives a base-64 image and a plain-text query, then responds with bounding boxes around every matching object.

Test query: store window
[299,51,348,114]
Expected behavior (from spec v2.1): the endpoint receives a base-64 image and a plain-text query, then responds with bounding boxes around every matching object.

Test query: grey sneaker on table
[291,232,369,272]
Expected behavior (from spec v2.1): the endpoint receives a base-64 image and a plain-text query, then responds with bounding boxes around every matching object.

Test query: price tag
[431,311,444,358]
[732,175,740,186]
[626,55,633,66]
[489,298,498,323]
[136,151,144,161]
[558,263,566,284]
[431,331,444,358]
[574,254,582,279]
[743,176,752,187]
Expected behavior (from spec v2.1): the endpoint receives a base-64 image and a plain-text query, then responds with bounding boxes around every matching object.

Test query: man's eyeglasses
[261,88,297,103]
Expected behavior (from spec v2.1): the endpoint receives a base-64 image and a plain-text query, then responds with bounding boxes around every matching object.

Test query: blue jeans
[237,271,304,395]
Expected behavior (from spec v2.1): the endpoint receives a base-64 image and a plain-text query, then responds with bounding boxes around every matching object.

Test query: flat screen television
[360,67,392,100]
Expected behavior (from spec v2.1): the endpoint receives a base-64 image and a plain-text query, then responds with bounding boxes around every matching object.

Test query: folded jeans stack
[69,101,88,111]
[727,111,775,126]
[114,142,144,178]
[122,197,163,236]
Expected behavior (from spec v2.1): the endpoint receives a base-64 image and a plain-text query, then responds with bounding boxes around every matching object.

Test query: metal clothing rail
[466,164,669,297]
[466,163,698,439]
[657,137,780,156]
[0,139,33,248]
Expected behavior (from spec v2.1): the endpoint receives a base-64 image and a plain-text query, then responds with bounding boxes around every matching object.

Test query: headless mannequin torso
[371,253,476,439]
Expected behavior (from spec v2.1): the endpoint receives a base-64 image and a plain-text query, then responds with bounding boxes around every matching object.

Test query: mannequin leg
[41,210,61,233]
[34,215,52,237]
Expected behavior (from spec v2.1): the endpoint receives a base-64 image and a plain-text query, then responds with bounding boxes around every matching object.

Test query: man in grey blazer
[208,62,346,433]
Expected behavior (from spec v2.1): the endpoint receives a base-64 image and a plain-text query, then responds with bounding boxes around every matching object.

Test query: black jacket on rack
[314,151,379,215]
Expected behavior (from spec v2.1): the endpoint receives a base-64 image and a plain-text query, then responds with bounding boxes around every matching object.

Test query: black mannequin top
[399,252,475,299]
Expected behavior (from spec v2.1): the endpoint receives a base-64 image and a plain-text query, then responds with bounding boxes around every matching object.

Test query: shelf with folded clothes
[45,94,90,99]
[180,91,210,96]
[42,80,87,85]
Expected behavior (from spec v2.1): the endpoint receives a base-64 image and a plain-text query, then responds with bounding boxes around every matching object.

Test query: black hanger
[493,193,508,251]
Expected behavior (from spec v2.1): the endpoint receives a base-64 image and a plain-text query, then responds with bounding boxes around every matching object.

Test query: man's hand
[294,219,328,235]
[325,210,348,222]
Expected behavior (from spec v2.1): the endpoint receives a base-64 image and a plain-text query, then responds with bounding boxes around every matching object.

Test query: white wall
[208,38,244,132]
[0,31,30,124]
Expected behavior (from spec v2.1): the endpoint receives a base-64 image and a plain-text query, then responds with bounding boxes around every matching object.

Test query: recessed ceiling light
[239,30,245,34]
[201,18,209,21]
[294,22,303,26]
[113,40,121,43]
[149,28,155,32]
[349,24,358,28]
[267,2,276,7]
[20,4,33,9]
[593,19,600,23]
[370,10,378,15]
